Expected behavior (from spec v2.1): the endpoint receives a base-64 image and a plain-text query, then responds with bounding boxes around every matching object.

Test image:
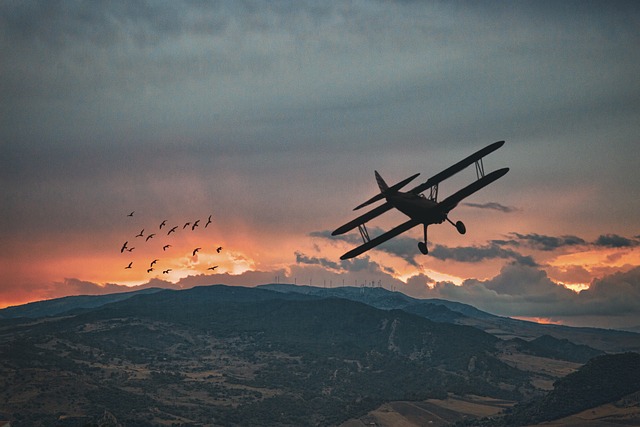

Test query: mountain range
[1,283,638,426]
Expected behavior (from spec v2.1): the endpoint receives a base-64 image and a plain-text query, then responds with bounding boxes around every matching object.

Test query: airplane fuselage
[385,191,447,225]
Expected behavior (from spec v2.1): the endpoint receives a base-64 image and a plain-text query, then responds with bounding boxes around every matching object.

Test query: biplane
[332,141,509,259]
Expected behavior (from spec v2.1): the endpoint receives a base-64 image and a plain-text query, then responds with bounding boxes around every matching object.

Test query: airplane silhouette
[333,141,509,258]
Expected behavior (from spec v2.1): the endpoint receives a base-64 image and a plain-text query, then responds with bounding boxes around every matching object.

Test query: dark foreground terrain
[1,284,638,426]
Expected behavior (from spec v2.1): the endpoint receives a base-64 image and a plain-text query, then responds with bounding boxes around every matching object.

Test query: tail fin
[354,171,420,210]
[375,170,389,193]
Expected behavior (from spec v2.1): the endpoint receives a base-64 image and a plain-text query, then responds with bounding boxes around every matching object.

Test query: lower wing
[340,219,420,260]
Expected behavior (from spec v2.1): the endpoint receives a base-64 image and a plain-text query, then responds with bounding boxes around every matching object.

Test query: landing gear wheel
[455,221,466,235]
[418,241,428,255]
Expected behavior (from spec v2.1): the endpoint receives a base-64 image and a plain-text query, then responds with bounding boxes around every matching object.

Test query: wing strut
[341,219,420,260]
[358,223,370,244]
[475,157,485,180]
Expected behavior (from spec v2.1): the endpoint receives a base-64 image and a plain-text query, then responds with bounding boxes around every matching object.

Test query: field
[342,394,514,427]
[343,392,640,427]
[524,392,640,427]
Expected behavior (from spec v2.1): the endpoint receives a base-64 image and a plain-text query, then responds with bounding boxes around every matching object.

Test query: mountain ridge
[2,283,638,353]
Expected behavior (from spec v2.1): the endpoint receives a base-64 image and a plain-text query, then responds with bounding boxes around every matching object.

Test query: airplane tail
[353,171,419,210]
[375,170,389,194]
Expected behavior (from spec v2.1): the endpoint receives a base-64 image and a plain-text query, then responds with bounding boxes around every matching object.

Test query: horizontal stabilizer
[354,172,420,210]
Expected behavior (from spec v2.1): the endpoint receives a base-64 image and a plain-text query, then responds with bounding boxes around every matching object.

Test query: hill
[0,284,530,426]
[0,287,163,319]
[261,284,640,353]
[500,352,640,426]
[506,335,604,364]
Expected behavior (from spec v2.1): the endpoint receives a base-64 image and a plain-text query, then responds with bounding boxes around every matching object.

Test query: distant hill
[260,284,640,353]
[261,283,495,319]
[502,352,640,426]
[507,335,604,363]
[3,283,638,354]
[0,284,530,426]
[0,287,163,319]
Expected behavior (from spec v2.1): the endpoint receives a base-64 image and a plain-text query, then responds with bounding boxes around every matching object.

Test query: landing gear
[419,224,429,254]
[418,241,428,255]
[446,217,466,234]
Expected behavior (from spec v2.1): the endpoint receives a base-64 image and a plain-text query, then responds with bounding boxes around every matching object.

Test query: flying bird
[208,266,218,271]
[167,226,178,235]
[127,247,135,252]
[125,262,133,269]
[150,259,158,267]
[159,220,167,229]
[120,241,128,253]
[216,246,223,253]
[205,215,212,228]
[147,268,154,273]
[146,233,155,241]
[127,211,134,217]
[183,222,191,229]
[191,220,200,231]
[162,269,172,274]
[192,247,201,256]
[136,229,144,237]
[163,244,171,251]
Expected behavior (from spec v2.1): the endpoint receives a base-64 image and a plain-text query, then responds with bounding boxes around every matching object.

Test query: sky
[1,1,640,331]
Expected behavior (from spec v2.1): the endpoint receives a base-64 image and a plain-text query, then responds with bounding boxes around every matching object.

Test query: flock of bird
[121,211,222,274]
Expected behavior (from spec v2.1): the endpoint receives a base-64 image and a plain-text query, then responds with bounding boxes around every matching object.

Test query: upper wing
[339,219,420,260]
[409,140,505,195]
[437,167,510,213]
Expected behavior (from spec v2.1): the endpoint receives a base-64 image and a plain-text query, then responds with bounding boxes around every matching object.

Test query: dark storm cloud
[499,232,639,251]
[505,233,587,251]
[414,264,640,328]
[295,251,342,271]
[295,250,392,275]
[593,234,640,248]
[461,202,518,213]
[429,244,537,266]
